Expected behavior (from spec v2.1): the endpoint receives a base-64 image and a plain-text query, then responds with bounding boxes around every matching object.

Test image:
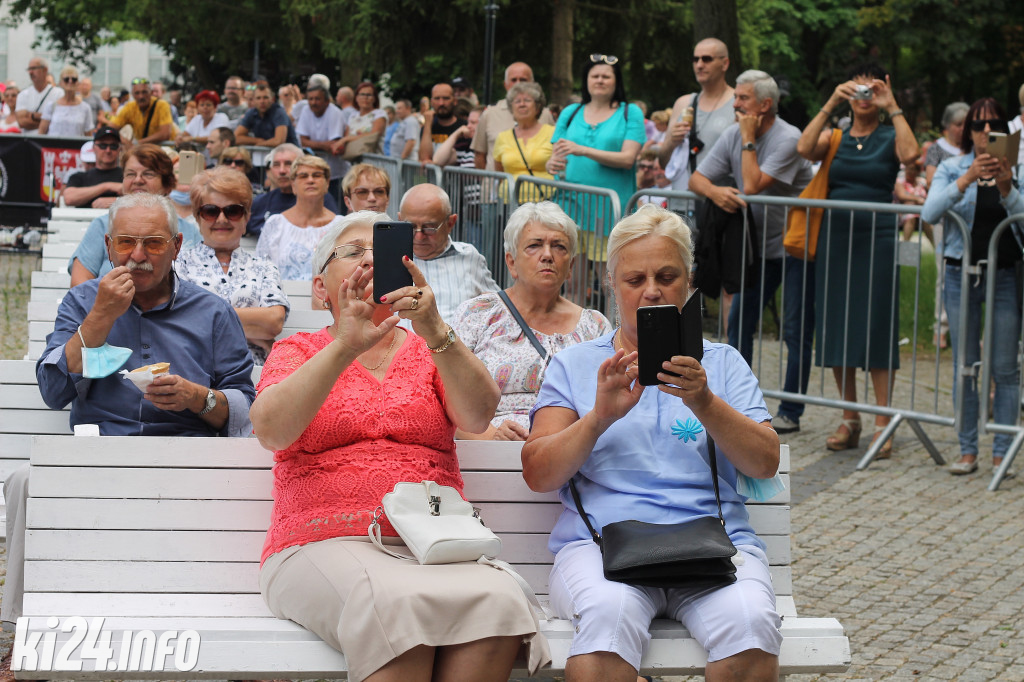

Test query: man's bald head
[336,86,354,108]
[695,37,728,59]
[504,62,534,91]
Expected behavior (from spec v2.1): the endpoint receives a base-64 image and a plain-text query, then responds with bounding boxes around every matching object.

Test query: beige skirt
[260,537,551,681]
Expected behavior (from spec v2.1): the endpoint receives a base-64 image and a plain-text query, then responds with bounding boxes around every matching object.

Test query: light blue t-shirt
[530,330,770,555]
[68,214,202,278]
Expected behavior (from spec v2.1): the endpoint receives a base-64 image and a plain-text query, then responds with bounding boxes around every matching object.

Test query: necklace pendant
[856,143,863,151]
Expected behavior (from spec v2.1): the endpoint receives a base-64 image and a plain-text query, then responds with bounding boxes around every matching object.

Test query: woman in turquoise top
[524,204,783,682]
[547,54,645,261]
[797,64,919,458]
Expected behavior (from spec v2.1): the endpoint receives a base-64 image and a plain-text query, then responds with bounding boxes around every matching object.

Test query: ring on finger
[410,298,419,309]
[416,289,423,298]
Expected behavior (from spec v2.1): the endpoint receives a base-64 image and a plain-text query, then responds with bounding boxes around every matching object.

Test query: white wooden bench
[10,435,849,679]
[49,208,106,222]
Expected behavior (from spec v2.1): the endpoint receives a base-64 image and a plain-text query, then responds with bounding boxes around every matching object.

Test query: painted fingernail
[380,295,387,302]
[403,255,410,262]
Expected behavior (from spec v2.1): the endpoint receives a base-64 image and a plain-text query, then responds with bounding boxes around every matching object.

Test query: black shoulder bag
[497,290,546,357]
[687,91,704,175]
[567,433,738,589]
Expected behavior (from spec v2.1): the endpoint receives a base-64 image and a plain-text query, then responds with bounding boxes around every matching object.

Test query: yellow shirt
[109,98,174,139]
[493,124,555,202]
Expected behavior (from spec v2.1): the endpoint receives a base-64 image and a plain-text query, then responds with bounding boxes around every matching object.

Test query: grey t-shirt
[389,115,421,159]
[696,117,813,259]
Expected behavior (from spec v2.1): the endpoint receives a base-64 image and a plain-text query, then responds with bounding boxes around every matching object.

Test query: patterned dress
[452,292,611,429]
[175,243,290,365]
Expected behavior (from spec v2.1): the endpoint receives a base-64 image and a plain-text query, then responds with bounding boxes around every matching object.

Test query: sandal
[826,418,862,451]
[871,432,894,460]
[949,456,978,475]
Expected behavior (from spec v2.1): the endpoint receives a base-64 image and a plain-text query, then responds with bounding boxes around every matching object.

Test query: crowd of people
[1,39,1022,682]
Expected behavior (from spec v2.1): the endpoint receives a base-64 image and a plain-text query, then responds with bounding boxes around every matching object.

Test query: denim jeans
[943,264,1022,458]
[728,256,815,422]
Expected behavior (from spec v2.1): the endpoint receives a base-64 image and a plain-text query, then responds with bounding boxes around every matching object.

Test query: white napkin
[119,366,167,393]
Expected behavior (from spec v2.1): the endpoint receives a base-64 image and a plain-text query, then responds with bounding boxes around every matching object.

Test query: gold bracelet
[427,325,457,354]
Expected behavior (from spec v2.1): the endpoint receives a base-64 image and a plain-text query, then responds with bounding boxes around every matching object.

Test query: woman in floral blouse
[176,166,290,365]
[452,202,611,439]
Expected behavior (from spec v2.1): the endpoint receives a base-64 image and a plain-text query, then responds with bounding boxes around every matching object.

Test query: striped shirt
[413,240,499,323]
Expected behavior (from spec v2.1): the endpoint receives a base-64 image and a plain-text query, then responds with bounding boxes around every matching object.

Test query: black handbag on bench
[567,436,738,590]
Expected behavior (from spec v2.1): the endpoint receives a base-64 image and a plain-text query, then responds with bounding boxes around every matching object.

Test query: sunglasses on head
[692,55,721,64]
[198,203,246,221]
[109,234,174,255]
[589,54,619,65]
[970,118,1008,133]
[131,78,149,85]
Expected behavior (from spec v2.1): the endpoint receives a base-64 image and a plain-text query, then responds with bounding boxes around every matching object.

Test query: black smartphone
[372,221,414,304]
[636,292,704,386]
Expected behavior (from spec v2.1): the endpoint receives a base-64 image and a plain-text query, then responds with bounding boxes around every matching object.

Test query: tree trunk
[550,0,575,106]
[693,0,741,82]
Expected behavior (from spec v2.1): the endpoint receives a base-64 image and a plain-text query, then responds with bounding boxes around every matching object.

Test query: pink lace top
[257,328,461,563]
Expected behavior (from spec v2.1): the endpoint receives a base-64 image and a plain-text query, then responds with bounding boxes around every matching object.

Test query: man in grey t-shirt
[690,69,815,433]
[389,99,421,160]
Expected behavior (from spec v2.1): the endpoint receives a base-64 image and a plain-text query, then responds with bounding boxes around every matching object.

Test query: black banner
[0,133,91,227]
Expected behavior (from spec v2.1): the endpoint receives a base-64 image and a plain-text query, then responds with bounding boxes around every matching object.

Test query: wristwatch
[741,142,756,152]
[427,325,457,354]
[197,388,217,416]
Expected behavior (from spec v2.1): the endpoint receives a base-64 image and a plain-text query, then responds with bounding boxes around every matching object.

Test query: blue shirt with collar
[37,274,256,437]
[922,150,1024,260]
[238,102,298,146]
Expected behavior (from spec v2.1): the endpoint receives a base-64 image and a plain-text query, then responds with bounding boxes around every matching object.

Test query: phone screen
[372,221,414,304]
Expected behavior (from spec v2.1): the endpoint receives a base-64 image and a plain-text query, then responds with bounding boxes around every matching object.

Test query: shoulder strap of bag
[687,91,701,174]
[510,124,535,176]
[497,290,547,358]
[142,98,158,139]
[568,434,727,542]
[564,103,583,128]
[33,86,54,113]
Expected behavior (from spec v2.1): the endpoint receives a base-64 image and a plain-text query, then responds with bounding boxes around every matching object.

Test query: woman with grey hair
[493,82,556,202]
[452,201,611,440]
[524,203,783,681]
[251,209,550,681]
[925,101,969,187]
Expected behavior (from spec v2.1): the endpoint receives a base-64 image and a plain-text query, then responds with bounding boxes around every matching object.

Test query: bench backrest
[22,436,791,623]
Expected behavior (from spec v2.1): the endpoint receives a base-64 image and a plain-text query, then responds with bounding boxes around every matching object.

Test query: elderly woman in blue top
[922,97,1024,476]
[523,203,782,682]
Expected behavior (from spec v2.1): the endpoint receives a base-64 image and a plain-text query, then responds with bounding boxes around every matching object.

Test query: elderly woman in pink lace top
[250,210,550,682]
[452,202,611,440]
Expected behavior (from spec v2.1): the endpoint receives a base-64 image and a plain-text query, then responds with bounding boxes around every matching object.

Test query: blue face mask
[169,189,190,206]
[78,327,132,378]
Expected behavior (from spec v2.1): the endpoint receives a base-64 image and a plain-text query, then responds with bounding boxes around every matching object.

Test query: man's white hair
[108,193,178,237]
[735,70,779,115]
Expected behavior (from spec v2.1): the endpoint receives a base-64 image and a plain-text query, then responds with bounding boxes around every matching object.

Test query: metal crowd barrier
[441,166,515,287]
[512,175,621,314]
[978,214,1024,490]
[624,188,972,470]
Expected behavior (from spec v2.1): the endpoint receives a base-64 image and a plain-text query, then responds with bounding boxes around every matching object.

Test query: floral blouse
[255,213,343,280]
[452,292,612,429]
[175,243,290,365]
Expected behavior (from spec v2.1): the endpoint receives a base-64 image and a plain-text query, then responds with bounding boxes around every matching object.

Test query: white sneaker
[773,415,800,434]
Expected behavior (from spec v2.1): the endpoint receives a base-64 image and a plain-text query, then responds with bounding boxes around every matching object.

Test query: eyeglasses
[95,142,119,151]
[131,78,149,85]
[222,158,248,167]
[350,187,388,200]
[319,244,372,273]
[198,203,246,222]
[62,77,78,84]
[590,54,619,65]
[356,91,375,98]
[27,65,45,71]
[970,118,1008,133]
[512,97,535,106]
[638,163,657,171]
[692,55,722,64]
[108,234,174,255]
[410,216,449,235]
[295,171,327,181]
[123,170,161,182]
[245,85,257,91]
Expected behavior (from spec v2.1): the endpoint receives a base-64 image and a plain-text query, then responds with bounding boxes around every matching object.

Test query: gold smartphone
[177,151,204,184]
[987,130,1020,167]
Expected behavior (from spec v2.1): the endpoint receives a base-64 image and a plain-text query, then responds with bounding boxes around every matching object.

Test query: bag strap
[687,91,701,174]
[142,98,158,139]
[511,125,535,176]
[497,290,547,359]
[568,434,727,543]
[33,86,54,114]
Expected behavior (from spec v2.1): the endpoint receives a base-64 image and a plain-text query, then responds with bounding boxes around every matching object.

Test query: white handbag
[368,481,502,564]
[368,480,550,620]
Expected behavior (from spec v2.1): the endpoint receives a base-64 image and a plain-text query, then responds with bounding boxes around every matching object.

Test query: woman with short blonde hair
[39,65,92,137]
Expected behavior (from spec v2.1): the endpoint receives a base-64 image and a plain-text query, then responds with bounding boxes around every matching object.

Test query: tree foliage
[6,0,1024,131]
